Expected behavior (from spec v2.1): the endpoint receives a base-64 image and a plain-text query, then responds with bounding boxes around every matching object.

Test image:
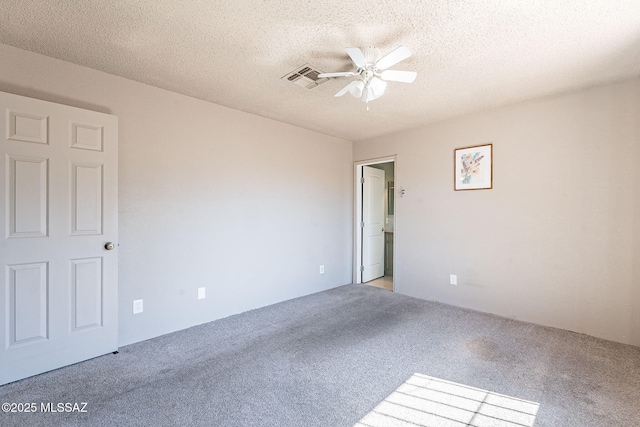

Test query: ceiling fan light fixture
[370,77,387,97]
[362,86,372,103]
[349,80,365,98]
[359,77,386,103]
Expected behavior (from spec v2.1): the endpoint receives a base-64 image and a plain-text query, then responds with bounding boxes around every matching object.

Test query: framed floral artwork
[454,143,492,190]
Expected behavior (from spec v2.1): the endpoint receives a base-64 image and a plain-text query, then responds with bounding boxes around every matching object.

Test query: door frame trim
[353,155,396,286]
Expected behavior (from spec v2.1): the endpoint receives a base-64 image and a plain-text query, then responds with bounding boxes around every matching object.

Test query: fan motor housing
[361,47,383,66]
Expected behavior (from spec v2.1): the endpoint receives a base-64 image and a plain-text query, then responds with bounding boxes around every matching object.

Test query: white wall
[354,77,640,346]
[0,44,353,346]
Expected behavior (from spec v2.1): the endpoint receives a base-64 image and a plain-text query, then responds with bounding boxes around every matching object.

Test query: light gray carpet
[1,284,639,426]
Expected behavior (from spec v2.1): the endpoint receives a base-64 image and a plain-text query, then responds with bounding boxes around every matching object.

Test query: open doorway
[354,157,395,291]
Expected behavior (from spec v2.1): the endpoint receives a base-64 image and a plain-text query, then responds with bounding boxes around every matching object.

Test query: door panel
[70,122,103,151]
[7,111,48,144]
[362,166,385,282]
[70,257,103,331]
[71,163,103,235]
[8,156,48,237]
[8,262,48,347]
[0,91,118,385]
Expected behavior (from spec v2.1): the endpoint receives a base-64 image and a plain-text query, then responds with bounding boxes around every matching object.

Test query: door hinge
[360,221,364,228]
[360,266,364,272]
[360,177,365,183]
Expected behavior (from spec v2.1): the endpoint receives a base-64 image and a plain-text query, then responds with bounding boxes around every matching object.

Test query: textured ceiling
[1,1,639,141]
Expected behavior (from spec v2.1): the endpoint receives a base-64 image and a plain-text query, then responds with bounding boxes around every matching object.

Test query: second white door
[362,166,385,282]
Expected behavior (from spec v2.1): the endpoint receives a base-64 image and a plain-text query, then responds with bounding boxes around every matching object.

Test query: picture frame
[454,143,492,191]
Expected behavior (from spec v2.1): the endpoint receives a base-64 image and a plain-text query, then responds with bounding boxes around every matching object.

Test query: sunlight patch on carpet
[354,373,539,427]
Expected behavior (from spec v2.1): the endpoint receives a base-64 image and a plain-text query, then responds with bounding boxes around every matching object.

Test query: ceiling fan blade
[345,47,367,69]
[335,80,360,97]
[376,45,411,70]
[317,71,357,78]
[380,70,417,83]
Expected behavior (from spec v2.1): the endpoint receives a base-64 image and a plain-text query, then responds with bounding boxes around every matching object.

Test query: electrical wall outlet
[133,299,143,314]
[319,265,325,274]
[450,275,458,285]
[198,287,206,300]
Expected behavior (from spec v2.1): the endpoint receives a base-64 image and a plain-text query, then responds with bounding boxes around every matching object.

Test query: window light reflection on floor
[354,373,540,427]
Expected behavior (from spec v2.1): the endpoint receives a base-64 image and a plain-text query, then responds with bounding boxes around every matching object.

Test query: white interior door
[0,91,118,385]
[362,166,385,282]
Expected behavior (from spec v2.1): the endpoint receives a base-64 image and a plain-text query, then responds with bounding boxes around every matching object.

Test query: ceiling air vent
[281,64,328,89]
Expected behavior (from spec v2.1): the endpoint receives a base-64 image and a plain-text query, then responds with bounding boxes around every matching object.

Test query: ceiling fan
[318,46,417,103]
